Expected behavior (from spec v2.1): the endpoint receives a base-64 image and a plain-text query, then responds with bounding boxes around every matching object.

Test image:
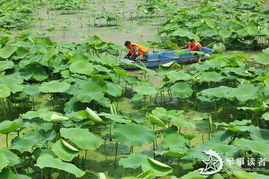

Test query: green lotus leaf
[234,138,269,161]
[152,107,168,119]
[36,153,85,178]
[0,119,22,134]
[113,67,128,77]
[165,40,179,50]
[134,83,158,96]
[204,58,227,69]
[60,128,103,150]
[228,83,259,102]
[42,47,58,62]
[262,112,269,121]
[39,80,70,93]
[180,170,206,179]
[249,126,269,145]
[49,114,70,123]
[263,48,269,54]
[215,120,252,132]
[171,115,196,130]
[11,128,56,153]
[0,75,23,94]
[20,65,48,81]
[219,30,232,38]
[171,82,193,99]
[197,86,233,100]
[252,53,269,65]
[118,153,147,169]
[69,60,94,75]
[61,139,79,152]
[0,151,9,172]
[23,85,41,97]
[0,46,17,59]
[0,61,14,71]
[99,113,131,124]
[106,82,123,97]
[146,113,167,128]
[154,148,187,158]
[199,71,225,82]
[0,149,20,166]
[0,84,11,98]
[85,107,103,123]
[114,123,154,146]
[229,168,255,179]
[51,140,79,161]
[162,133,187,149]
[164,71,194,82]
[141,157,172,176]
[0,168,30,179]
[98,173,107,179]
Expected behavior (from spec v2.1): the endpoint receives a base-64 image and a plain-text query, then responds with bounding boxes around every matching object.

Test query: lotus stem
[6,134,8,148]
[104,140,107,160]
[114,142,118,168]
[130,145,134,154]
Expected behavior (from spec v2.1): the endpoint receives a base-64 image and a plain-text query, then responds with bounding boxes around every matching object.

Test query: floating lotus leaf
[0,149,20,167]
[164,71,194,82]
[234,138,269,161]
[0,84,11,98]
[162,133,187,149]
[0,46,17,59]
[252,53,269,65]
[146,113,167,128]
[199,71,225,82]
[0,61,14,71]
[0,152,9,172]
[114,123,154,146]
[60,128,103,150]
[228,83,259,102]
[142,157,172,176]
[171,82,193,99]
[36,153,85,178]
[118,153,147,169]
[51,140,79,161]
[69,60,94,75]
[0,119,22,134]
[39,80,70,93]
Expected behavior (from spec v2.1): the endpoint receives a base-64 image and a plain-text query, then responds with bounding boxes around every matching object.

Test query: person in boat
[188,39,203,51]
[124,41,149,61]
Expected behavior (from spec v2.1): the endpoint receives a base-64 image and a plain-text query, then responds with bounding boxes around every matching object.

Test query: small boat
[121,47,214,70]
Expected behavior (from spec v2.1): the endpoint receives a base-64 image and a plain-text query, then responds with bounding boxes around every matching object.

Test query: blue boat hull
[121,47,214,70]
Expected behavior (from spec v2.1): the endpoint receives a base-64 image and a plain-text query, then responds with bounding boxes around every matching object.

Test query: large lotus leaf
[0,151,9,172]
[21,108,66,122]
[155,148,187,158]
[249,126,269,145]
[0,46,17,59]
[69,60,94,75]
[42,47,58,62]
[171,115,196,130]
[152,107,168,119]
[0,168,30,179]
[262,112,269,121]
[199,72,225,82]
[164,71,194,82]
[0,149,21,166]
[134,83,158,96]
[0,84,11,98]
[106,82,123,97]
[162,133,187,149]
[11,128,56,153]
[20,65,48,81]
[215,120,252,133]
[234,138,269,161]
[197,86,233,100]
[113,67,128,77]
[171,82,193,99]
[0,75,23,93]
[51,140,79,161]
[219,30,232,39]
[60,128,103,150]
[114,123,154,146]
[146,113,167,128]
[228,83,259,102]
[0,61,14,71]
[204,58,227,69]
[252,53,269,65]
[99,113,131,124]
[21,108,50,119]
[39,80,70,93]
[70,78,109,106]
[23,85,41,97]
[180,171,206,179]
[142,157,172,176]
[36,153,85,178]
[0,119,22,134]
[118,153,147,169]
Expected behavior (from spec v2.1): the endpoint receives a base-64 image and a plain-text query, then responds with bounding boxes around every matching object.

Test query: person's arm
[132,46,139,55]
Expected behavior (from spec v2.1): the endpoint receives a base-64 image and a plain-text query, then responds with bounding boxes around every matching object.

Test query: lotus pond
[0,0,269,178]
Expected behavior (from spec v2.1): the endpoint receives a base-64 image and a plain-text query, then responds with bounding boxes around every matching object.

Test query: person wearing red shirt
[188,39,203,51]
[124,41,149,61]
